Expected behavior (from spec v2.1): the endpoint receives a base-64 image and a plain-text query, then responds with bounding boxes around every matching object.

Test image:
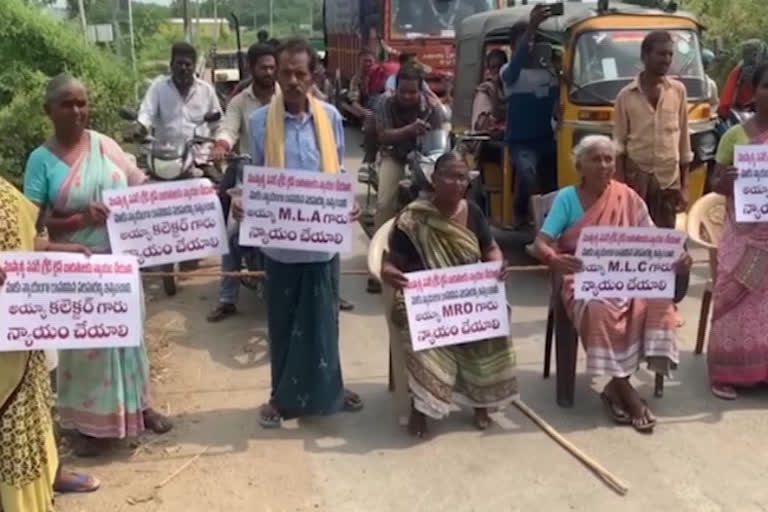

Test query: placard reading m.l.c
[239,167,354,253]
[574,227,685,300]
[0,253,142,352]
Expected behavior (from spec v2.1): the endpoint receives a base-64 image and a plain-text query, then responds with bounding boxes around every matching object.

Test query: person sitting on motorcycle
[384,53,438,102]
[718,39,768,119]
[472,49,509,139]
[341,50,378,125]
[136,42,223,177]
[208,43,278,323]
[312,62,335,102]
[367,64,448,294]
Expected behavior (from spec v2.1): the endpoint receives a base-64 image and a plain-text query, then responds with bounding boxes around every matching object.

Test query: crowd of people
[4,3,768,510]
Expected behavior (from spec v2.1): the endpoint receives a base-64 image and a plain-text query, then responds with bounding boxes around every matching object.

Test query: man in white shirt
[137,42,222,151]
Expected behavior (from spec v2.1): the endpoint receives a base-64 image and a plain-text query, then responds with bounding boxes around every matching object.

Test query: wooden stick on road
[512,399,629,496]
[155,446,210,489]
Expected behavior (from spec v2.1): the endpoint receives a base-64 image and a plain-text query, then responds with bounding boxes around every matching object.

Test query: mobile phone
[549,2,564,16]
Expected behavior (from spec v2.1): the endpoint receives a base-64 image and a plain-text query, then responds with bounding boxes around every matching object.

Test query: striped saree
[390,200,518,420]
[558,181,679,377]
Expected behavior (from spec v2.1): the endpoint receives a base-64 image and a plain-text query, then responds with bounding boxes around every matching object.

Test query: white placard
[734,145,768,222]
[574,227,686,300]
[0,253,142,351]
[239,167,354,253]
[403,262,510,352]
[103,179,228,267]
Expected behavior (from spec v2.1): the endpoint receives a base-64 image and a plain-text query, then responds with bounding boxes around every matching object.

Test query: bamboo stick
[512,399,629,496]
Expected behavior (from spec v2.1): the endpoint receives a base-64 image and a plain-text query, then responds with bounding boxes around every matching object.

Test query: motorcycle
[218,158,266,295]
[397,129,484,209]
[119,108,223,296]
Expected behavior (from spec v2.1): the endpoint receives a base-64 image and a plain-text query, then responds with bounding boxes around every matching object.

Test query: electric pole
[183,0,191,42]
[77,0,88,41]
[269,0,273,37]
[127,0,138,100]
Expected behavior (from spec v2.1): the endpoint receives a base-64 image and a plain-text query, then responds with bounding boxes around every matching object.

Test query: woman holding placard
[0,176,101,511]
[533,135,692,433]
[23,74,172,456]
[380,152,517,438]
[707,63,768,400]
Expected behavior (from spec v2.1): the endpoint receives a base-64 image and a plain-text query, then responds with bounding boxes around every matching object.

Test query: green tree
[0,0,134,187]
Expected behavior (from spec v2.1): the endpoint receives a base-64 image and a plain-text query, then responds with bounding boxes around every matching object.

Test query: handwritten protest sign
[239,167,354,253]
[403,262,509,352]
[575,227,685,300]
[0,253,142,351]
[103,179,228,267]
[734,145,768,222]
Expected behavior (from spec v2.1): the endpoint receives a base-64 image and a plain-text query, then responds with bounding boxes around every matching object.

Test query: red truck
[324,0,503,98]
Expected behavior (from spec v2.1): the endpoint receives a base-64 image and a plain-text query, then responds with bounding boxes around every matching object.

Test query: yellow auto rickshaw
[452,1,717,228]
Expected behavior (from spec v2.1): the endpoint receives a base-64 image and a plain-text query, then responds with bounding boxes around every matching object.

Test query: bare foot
[143,408,173,434]
[473,408,491,430]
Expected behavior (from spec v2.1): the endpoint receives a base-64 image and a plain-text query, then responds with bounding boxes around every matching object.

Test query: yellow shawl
[0,177,39,410]
[265,93,339,173]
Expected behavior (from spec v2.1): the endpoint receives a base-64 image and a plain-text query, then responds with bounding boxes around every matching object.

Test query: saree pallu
[559,181,679,377]
[708,203,768,385]
[44,131,150,439]
[391,200,518,420]
[264,256,344,419]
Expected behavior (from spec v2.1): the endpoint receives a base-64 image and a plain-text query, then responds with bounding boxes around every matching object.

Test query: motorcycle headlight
[152,158,184,180]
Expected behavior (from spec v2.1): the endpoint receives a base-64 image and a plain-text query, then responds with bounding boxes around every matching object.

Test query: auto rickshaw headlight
[693,131,717,160]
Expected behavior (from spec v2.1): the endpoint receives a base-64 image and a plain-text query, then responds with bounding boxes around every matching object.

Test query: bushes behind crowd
[0,0,135,187]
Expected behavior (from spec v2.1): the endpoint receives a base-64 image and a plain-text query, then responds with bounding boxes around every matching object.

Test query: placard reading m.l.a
[239,167,354,252]
[103,179,228,267]
[0,253,142,352]
[574,227,685,300]
[403,262,510,352]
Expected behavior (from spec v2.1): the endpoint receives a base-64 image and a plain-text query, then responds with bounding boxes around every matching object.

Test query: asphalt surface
[57,128,768,512]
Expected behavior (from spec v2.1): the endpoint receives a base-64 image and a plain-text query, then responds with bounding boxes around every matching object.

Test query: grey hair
[45,73,86,106]
[572,135,616,168]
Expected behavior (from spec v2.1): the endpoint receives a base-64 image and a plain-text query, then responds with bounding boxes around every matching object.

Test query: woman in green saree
[380,152,518,437]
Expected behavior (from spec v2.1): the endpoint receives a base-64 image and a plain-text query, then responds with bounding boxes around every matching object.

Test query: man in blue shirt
[235,38,363,428]
[500,4,558,228]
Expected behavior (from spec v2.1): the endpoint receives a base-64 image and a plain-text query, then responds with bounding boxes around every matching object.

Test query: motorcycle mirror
[204,111,222,123]
[119,107,138,122]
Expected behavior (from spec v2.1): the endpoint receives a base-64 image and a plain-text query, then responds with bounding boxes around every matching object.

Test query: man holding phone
[500,3,560,228]
[367,65,448,293]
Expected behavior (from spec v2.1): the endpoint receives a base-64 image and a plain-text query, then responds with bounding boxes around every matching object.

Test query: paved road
[59,129,768,512]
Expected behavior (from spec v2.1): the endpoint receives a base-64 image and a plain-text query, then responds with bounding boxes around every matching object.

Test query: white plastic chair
[686,192,726,355]
[367,218,396,390]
